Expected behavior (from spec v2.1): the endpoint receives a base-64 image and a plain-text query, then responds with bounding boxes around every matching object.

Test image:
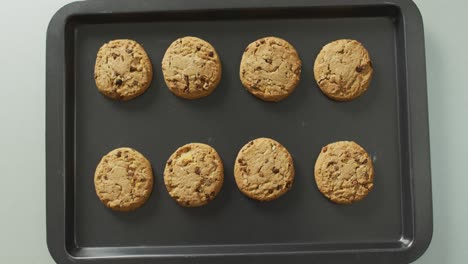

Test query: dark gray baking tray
[46,0,432,263]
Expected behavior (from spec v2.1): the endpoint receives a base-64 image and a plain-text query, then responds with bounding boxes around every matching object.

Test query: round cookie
[314,141,374,204]
[161,36,222,100]
[313,39,373,101]
[234,138,295,201]
[164,143,224,207]
[94,39,153,101]
[94,147,154,211]
[239,37,302,102]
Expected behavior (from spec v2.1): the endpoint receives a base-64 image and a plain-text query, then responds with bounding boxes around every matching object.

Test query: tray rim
[46,0,432,263]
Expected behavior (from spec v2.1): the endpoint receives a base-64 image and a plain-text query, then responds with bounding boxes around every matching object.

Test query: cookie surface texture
[164,143,224,207]
[162,36,222,99]
[240,37,302,102]
[314,141,374,204]
[234,138,295,201]
[94,39,153,100]
[314,39,373,101]
[94,147,154,211]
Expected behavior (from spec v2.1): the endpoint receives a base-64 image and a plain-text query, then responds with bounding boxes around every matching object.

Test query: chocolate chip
[251,79,260,90]
[276,185,282,190]
[356,66,364,73]
[115,79,123,85]
[167,159,172,165]
[260,39,266,44]
[130,66,137,72]
[195,167,201,175]
[126,48,132,54]
[268,189,273,194]
[265,58,272,64]
[184,75,189,92]
[322,146,328,153]
[208,51,214,57]
[116,151,121,157]
[272,167,280,174]
[196,46,201,51]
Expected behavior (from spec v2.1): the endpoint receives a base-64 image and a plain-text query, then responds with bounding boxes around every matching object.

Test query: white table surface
[1,0,466,263]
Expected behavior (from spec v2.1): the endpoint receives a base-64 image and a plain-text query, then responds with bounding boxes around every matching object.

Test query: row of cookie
[94,138,374,211]
[94,36,373,102]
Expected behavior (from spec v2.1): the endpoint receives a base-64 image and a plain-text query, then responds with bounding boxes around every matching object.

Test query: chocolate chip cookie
[314,141,374,204]
[164,143,224,207]
[239,37,302,102]
[234,138,295,201]
[94,39,153,100]
[162,36,222,99]
[314,39,373,101]
[94,147,154,211]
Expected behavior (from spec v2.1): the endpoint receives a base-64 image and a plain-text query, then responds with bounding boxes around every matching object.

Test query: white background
[0,0,466,263]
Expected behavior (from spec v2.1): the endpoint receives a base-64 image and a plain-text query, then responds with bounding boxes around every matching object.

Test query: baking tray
[46,0,432,263]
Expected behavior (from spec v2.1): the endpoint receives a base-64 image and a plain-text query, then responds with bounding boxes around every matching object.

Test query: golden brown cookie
[234,138,295,201]
[164,143,224,207]
[94,147,154,211]
[239,37,302,102]
[313,39,373,101]
[314,141,374,204]
[94,39,153,101]
[162,36,222,100]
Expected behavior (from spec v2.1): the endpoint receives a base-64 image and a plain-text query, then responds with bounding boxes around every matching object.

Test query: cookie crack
[253,65,281,74]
